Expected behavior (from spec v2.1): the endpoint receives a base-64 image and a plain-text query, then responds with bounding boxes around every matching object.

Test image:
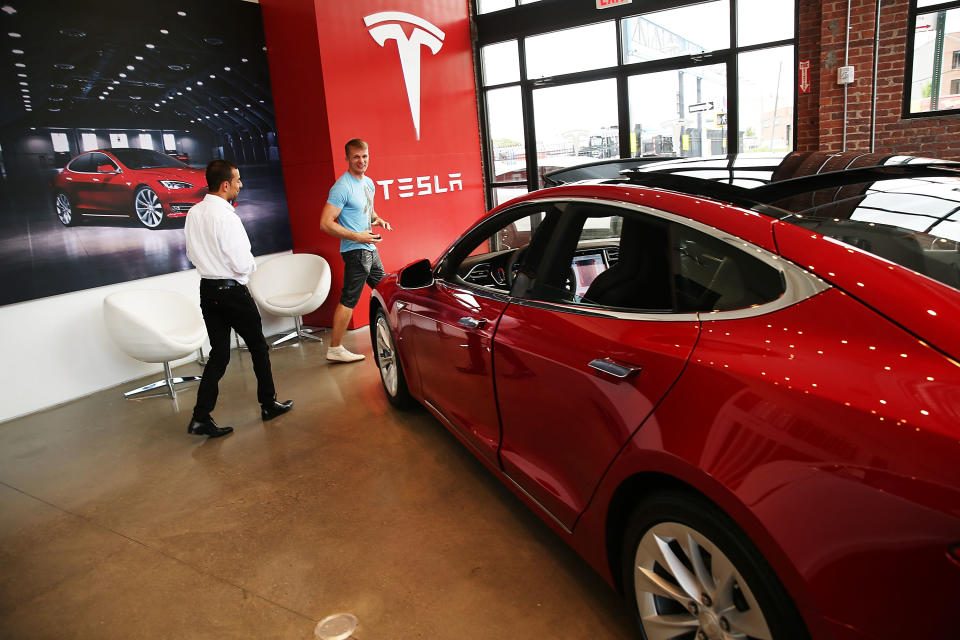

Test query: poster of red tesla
[0,0,292,306]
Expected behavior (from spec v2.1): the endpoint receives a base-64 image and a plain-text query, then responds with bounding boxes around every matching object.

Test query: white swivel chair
[103,290,207,399]
[248,253,331,347]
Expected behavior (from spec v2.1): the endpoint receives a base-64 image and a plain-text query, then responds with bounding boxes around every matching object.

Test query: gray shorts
[340,249,385,308]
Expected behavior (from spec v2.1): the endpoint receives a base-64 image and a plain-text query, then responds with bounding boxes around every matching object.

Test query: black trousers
[193,279,275,421]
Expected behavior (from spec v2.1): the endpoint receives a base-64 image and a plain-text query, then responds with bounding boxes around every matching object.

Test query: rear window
[777,176,960,291]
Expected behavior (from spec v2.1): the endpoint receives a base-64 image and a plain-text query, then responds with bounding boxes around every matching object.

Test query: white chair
[103,290,207,399]
[248,253,331,347]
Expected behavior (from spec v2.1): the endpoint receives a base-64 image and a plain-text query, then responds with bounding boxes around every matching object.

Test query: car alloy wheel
[56,192,74,226]
[374,309,413,408]
[134,186,164,228]
[622,491,808,640]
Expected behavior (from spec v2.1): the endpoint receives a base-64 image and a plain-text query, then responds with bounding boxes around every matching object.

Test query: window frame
[473,0,799,208]
[903,0,960,119]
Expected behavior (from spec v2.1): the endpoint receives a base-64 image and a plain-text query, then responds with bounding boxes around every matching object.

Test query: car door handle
[458,316,487,329]
[589,358,642,379]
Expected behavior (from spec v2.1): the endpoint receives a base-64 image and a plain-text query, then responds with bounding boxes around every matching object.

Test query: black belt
[202,278,243,288]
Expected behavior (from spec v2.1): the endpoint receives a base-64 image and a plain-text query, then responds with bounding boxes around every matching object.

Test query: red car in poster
[52,148,206,229]
[370,152,960,640]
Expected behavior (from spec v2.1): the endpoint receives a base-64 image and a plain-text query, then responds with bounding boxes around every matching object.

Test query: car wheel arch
[600,465,827,638]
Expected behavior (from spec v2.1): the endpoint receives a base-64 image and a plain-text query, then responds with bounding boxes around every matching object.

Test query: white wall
[0,251,295,423]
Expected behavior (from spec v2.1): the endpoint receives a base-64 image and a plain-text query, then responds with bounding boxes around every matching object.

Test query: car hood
[129,166,204,182]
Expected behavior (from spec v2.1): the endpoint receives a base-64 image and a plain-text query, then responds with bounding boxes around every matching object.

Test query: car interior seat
[583,217,671,310]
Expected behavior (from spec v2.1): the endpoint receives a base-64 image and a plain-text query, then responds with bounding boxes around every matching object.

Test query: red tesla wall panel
[260,0,485,328]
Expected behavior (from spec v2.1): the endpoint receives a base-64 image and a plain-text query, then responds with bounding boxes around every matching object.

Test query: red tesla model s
[52,148,207,229]
[370,152,960,640]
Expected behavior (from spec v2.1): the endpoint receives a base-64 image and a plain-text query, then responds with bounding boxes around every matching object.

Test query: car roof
[544,152,960,216]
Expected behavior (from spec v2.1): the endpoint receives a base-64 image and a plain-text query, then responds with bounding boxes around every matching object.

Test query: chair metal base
[124,362,201,400]
[271,316,325,347]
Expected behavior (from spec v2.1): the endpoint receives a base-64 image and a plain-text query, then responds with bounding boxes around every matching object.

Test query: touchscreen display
[571,253,605,296]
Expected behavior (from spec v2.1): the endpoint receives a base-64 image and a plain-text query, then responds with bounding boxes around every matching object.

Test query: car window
[437,204,560,295]
[110,148,186,169]
[67,154,94,173]
[90,153,117,171]
[528,205,785,313]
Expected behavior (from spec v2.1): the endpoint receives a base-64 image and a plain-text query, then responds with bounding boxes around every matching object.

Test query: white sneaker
[326,345,365,363]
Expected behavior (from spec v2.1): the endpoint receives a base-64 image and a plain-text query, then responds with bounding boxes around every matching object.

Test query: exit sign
[597,0,632,8]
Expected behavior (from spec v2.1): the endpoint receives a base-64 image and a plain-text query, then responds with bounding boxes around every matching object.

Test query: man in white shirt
[184,160,293,438]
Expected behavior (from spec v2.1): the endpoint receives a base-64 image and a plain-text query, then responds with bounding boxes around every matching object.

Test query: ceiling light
[118,73,127,78]
[112,80,119,84]
[176,91,182,95]
[145,43,155,49]
[15,62,25,67]
[209,74,215,79]
[126,65,134,70]
[8,32,21,38]
[18,81,26,86]
[17,73,25,77]
[223,66,231,71]
[241,58,248,63]
[99,96,105,100]
[196,80,203,85]
[135,55,143,61]
[2,6,16,15]
[160,29,169,34]
[130,96,141,100]
[12,48,24,54]
[185,86,192,91]
[177,10,186,17]
[53,63,75,70]
[20,87,28,92]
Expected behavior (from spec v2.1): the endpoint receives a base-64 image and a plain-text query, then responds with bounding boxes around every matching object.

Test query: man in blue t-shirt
[320,138,393,362]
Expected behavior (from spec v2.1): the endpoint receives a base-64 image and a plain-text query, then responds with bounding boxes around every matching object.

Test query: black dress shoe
[261,399,294,421]
[187,417,233,438]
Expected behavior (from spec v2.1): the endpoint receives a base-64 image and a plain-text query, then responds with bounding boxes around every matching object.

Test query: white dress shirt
[184,194,257,284]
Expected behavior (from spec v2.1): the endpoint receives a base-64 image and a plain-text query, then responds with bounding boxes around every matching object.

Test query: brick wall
[798,0,960,160]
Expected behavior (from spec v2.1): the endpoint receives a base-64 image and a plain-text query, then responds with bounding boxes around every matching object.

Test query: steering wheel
[505,246,528,288]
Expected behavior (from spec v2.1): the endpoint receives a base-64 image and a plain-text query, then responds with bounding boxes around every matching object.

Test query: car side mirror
[398,258,434,289]
[97,164,115,173]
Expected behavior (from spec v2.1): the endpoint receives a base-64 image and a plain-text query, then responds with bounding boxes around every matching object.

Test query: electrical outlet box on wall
[837,66,855,84]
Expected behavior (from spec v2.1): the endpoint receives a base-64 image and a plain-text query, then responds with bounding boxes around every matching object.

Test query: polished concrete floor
[0,330,636,639]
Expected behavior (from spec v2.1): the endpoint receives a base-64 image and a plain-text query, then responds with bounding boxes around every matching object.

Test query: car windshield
[777,176,960,291]
[110,149,187,170]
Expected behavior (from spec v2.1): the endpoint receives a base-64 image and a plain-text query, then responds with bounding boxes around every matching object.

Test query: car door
[63,153,100,209]
[401,203,558,466]
[493,204,702,530]
[90,153,127,211]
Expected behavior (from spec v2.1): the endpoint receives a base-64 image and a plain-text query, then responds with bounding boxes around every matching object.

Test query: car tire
[621,490,809,640]
[373,308,414,409]
[55,191,76,226]
[133,186,165,229]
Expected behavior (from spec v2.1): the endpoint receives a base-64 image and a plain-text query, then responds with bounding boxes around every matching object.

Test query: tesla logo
[364,11,445,140]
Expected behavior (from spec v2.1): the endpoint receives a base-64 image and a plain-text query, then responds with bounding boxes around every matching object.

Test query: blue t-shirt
[327,172,376,252]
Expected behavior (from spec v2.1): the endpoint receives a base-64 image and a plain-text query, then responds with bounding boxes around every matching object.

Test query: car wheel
[134,186,164,229]
[55,191,75,226]
[621,490,808,640]
[374,308,413,409]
